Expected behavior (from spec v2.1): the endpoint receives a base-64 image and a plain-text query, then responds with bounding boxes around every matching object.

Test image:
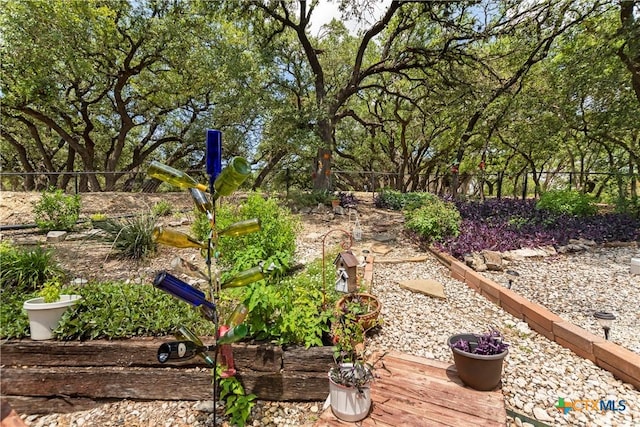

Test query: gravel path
[17,206,640,427]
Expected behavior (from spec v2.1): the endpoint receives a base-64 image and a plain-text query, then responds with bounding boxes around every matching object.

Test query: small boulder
[46,231,68,242]
[482,250,503,271]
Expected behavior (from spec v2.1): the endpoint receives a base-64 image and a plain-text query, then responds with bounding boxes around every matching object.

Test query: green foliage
[32,189,81,232]
[194,193,300,274]
[614,196,640,217]
[151,200,174,217]
[536,190,597,216]
[287,189,335,207]
[53,282,214,340]
[0,241,65,293]
[39,277,63,303]
[0,289,36,339]
[90,213,108,222]
[241,255,338,347]
[405,199,461,242]
[374,190,438,211]
[91,214,157,259]
[218,366,256,427]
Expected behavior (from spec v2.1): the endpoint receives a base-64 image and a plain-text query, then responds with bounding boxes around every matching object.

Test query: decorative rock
[465,253,487,272]
[482,250,503,271]
[193,401,214,413]
[532,407,553,422]
[46,230,67,242]
[398,279,446,299]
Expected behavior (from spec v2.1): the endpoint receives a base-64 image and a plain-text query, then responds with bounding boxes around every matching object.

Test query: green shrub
[193,193,300,274]
[0,241,65,293]
[404,199,461,242]
[240,254,338,347]
[287,189,334,208]
[33,189,81,231]
[536,189,597,216]
[0,289,36,338]
[91,214,157,259]
[56,282,213,340]
[151,200,173,217]
[218,366,256,427]
[374,189,438,211]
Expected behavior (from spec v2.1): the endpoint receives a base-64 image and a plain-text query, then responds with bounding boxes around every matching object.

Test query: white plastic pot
[23,295,81,340]
[631,257,640,275]
[328,375,371,422]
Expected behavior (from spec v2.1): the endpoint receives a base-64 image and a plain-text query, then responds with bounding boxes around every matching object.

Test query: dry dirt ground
[0,191,406,285]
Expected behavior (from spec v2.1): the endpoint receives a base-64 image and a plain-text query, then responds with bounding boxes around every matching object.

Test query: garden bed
[0,339,334,415]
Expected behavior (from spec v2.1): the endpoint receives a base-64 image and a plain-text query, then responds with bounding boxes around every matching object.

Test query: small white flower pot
[328,364,372,422]
[23,295,81,340]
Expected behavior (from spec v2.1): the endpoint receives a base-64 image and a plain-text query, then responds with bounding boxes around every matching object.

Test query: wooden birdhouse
[334,251,359,293]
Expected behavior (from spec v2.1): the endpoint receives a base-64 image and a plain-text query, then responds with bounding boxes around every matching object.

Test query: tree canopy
[1,0,638,203]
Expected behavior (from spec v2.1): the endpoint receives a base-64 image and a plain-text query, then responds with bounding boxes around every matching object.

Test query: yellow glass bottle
[189,188,214,221]
[213,157,251,200]
[220,266,265,289]
[226,303,248,327]
[174,325,214,366]
[153,227,206,249]
[218,218,261,238]
[148,161,208,192]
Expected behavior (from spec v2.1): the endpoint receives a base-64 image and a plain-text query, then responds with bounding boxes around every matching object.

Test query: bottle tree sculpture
[146,129,265,419]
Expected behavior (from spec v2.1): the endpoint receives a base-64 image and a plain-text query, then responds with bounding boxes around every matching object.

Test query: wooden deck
[316,351,506,426]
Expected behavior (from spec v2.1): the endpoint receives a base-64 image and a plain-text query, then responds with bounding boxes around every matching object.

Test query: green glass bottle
[153,227,206,250]
[147,161,208,192]
[220,266,265,289]
[216,323,248,345]
[226,303,248,328]
[174,325,214,366]
[213,157,251,200]
[218,218,261,238]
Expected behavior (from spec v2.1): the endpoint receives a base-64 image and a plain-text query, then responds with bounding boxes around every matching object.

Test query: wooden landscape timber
[0,339,334,415]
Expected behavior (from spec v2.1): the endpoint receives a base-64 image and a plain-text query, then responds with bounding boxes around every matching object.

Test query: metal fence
[1,169,637,200]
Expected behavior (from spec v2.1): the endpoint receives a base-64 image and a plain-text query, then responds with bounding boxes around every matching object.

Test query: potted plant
[334,292,381,330]
[327,303,376,422]
[23,277,82,340]
[447,329,509,391]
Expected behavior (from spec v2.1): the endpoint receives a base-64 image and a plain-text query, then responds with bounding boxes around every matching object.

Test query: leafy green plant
[193,193,300,274]
[405,199,461,242]
[536,189,597,216]
[0,241,65,293]
[91,214,157,259]
[217,366,256,427]
[239,254,338,347]
[39,277,63,303]
[374,189,438,211]
[90,213,107,221]
[287,189,334,207]
[151,200,173,217]
[32,188,81,231]
[54,282,214,340]
[0,289,36,338]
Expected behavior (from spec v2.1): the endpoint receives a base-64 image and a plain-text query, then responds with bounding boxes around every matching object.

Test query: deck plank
[317,351,506,427]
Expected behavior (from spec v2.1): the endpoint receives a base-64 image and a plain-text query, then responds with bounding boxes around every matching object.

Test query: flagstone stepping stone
[399,279,446,299]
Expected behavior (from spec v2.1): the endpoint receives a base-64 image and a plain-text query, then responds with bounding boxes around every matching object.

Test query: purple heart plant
[450,329,509,355]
